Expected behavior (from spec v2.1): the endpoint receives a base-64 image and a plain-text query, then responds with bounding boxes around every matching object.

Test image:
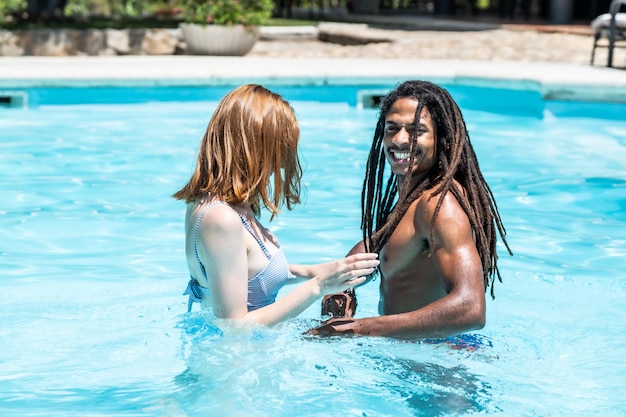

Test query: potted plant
[177,0,274,56]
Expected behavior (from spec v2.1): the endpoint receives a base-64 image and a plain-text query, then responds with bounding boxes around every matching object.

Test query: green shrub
[0,0,26,23]
[178,0,274,26]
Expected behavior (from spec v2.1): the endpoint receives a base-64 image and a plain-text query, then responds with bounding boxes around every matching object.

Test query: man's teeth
[393,151,410,160]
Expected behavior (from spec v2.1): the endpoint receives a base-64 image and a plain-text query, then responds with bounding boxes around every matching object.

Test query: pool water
[1,84,625,416]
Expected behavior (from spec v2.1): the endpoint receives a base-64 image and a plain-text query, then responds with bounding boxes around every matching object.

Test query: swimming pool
[1,82,625,416]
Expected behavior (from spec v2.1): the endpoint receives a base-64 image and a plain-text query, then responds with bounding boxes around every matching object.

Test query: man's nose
[392,126,411,145]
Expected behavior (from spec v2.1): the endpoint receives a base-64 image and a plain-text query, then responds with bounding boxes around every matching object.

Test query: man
[310,80,511,339]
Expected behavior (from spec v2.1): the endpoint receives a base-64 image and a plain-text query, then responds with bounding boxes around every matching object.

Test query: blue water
[1,83,626,416]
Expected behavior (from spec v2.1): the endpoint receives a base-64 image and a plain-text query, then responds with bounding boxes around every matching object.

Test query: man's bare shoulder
[413,183,468,228]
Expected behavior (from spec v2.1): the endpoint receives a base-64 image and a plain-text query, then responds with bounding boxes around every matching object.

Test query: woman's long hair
[173,84,302,219]
[362,80,511,297]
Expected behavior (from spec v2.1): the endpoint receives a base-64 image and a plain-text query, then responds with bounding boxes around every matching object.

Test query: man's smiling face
[383,97,436,182]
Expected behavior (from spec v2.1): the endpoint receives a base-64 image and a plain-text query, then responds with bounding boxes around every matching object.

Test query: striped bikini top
[183,201,295,313]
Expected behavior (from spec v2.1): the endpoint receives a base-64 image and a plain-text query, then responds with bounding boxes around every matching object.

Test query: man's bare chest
[380,222,429,278]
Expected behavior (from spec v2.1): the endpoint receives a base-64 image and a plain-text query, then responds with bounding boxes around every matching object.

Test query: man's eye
[384,126,400,134]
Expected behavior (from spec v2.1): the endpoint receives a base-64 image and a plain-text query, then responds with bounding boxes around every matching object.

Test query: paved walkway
[253,26,601,65]
[253,14,605,66]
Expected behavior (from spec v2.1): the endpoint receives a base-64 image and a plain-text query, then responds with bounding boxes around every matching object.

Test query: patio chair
[590,0,626,67]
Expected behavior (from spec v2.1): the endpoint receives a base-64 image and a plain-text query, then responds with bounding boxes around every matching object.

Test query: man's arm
[346,240,366,256]
[309,192,486,339]
[313,245,485,339]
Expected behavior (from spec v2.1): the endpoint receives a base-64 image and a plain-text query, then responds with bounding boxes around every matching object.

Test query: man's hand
[305,318,356,337]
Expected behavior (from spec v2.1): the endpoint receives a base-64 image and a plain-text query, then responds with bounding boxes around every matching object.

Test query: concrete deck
[1,55,626,103]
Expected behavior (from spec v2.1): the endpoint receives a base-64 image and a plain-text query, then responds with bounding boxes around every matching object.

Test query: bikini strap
[239,217,272,260]
[193,201,224,280]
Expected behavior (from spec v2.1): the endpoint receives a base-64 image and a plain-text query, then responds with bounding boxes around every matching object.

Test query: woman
[174,84,379,326]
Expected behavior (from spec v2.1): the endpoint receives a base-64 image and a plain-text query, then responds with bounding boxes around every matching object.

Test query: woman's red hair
[173,84,302,218]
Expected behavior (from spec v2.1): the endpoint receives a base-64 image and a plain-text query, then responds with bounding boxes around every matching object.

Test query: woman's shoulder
[196,201,242,234]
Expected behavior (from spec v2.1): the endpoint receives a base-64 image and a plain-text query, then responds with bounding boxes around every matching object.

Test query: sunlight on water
[1,87,625,416]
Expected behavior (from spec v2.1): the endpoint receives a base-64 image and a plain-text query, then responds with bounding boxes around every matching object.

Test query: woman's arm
[196,204,252,320]
[197,204,378,326]
[248,254,378,326]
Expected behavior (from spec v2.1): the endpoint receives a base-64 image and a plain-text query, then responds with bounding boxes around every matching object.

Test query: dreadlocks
[361,80,511,298]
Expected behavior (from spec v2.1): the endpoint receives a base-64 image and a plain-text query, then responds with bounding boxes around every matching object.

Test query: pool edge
[1,56,625,104]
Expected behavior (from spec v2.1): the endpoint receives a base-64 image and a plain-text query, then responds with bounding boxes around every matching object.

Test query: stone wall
[0,25,365,56]
[0,28,182,56]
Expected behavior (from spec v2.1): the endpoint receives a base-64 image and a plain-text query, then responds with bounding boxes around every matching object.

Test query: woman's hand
[311,253,379,296]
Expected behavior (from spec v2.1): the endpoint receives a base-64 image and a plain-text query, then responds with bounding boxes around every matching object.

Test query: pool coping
[1,56,626,103]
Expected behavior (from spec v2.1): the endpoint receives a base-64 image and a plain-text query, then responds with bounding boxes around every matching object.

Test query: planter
[180,23,258,56]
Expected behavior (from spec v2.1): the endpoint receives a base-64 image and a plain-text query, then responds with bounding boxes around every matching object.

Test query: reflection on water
[390,361,492,416]
[165,313,495,416]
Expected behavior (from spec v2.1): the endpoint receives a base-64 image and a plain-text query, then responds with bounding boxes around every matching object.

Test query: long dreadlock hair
[362,80,511,298]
